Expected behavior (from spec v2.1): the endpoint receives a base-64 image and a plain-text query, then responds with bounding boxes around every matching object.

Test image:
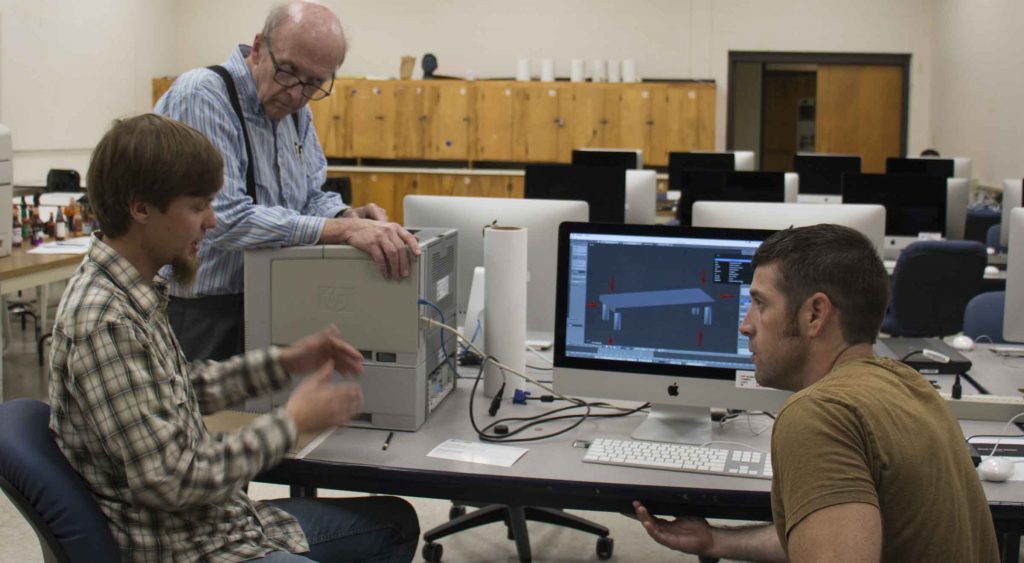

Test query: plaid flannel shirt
[49,235,308,562]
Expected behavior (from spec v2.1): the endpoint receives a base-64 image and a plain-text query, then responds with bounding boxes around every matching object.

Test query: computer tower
[244,227,458,431]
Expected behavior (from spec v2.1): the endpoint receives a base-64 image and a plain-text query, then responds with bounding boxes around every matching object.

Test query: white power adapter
[921,348,951,364]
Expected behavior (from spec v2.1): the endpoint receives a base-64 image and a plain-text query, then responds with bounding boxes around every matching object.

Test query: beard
[169,254,199,286]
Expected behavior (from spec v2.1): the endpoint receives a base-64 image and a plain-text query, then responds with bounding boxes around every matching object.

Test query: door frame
[727,51,911,159]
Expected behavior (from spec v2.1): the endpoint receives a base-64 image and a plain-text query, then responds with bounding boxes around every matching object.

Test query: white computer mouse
[950,335,975,351]
[978,457,1015,482]
[985,265,1000,276]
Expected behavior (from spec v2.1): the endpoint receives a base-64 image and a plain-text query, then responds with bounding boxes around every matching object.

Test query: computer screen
[842,173,948,257]
[572,148,643,169]
[692,201,886,256]
[794,153,861,196]
[525,164,626,223]
[1001,178,1022,248]
[675,171,789,225]
[553,222,790,443]
[886,157,955,178]
[1005,207,1024,343]
[669,152,734,191]
[403,195,588,336]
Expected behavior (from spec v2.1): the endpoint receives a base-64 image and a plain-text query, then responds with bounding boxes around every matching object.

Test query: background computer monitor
[625,170,657,225]
[1004,208,1024,343]
[842,173,948,257]
[945,178,969,241]
[794,153,861,196]
[692,201,887,256]
[553,222,790,443]
[404,195,589,336]
[524,164,626,223]
[572,148,643,169]
[886,157,954,178]
[1001,178,1022,248]
[675,171,794,225]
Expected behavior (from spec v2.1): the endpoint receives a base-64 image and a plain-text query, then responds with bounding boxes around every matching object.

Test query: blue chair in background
[0,399,119,563]
[986,223,1005,253]
[963,291,1006,344]
[881,240,987,337]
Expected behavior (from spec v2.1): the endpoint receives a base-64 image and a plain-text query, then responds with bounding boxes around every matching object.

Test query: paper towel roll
[540,59,555,82]
[483,226,527,397]
[570,59,585,83]
[622,59,638,83]
[590,59,606,82]
[516,58,531,81]
[607,59,621,83]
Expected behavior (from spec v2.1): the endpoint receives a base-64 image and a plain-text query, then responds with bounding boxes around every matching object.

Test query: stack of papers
[27,236,91,255]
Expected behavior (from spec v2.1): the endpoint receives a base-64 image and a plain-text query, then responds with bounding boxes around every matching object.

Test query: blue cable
[418,299,459,375]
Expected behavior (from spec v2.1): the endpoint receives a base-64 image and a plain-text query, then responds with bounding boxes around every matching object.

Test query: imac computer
[841,173,951,259]
[525,164,626,223]
[403,195,588,336]
[668,151,756,190]
[692,201,886,256]
[674,171,796,225]
[1001,178,1022,248]
[793,153,861,204]
[1005,208,1024,343]
[886,157,972,180]
[553,222,790,443]
[572,148,643,169]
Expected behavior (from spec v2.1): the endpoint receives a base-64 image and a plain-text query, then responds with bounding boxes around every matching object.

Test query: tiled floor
[0,310,700,563]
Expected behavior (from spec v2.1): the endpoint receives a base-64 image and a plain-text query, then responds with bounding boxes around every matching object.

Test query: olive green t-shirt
[770,357,998,562]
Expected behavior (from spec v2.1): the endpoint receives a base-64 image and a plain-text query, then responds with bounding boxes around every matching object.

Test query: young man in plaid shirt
[49,114,418,562]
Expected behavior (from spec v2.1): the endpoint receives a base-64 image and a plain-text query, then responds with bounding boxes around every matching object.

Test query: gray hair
[262,2,347,68]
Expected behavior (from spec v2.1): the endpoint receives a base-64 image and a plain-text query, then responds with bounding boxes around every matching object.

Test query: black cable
[959,372,989,395]
[467,358,649,443]
[526,364,553,371]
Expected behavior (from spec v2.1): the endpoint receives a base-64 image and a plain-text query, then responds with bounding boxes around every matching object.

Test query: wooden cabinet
[152,78,716,165]
[427,83,475,160]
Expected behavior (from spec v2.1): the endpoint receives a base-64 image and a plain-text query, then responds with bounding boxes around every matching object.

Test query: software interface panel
[563,233,759,371]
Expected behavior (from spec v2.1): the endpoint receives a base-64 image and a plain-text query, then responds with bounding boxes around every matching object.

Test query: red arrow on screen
[610,276,615,291]
[701,270,706,286]
[607,336,614,345]
[698,331,704,347]
[719,293,736,299]
[586,302,599,308]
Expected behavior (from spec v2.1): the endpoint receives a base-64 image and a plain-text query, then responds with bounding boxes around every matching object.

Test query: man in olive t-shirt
[633,224,998,562]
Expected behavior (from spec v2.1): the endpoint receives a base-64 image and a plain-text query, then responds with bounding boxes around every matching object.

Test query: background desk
[255,346,1024,562]
[0,245,82,400]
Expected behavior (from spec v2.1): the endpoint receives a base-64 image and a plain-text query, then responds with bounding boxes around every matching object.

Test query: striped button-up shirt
[154,45,347,297]
[49,235,308,562]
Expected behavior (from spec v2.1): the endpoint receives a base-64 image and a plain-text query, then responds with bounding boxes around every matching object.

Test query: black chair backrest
[322,176,352,205]
[887,240,987,337]
[0,399,119,563]
[45,170,81,193]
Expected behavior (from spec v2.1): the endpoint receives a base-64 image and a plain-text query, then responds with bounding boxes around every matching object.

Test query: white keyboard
[582,437,772,480]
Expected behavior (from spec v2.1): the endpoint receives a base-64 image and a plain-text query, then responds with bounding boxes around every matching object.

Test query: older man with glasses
[155,1,420,362]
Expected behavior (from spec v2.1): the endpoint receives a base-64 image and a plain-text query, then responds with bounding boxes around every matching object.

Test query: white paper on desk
[427,439,528,467]
[27,236,91,254]
[967,437,1024,481]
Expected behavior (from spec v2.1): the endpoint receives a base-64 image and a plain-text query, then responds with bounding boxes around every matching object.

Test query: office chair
[964,208,1001,244]
[0,399,120,563]
[422,502,613,563]
[881,240,987,337]
[963,291,1006,344]
[986,224,1005,253]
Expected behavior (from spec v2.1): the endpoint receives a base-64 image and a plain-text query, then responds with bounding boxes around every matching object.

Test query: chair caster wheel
[596,536,614,560]
[448,504,467,520]
[422,542,443,562]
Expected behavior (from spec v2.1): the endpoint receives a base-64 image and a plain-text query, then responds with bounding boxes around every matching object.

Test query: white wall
[931,0,1024,186]
[0,0,176,184]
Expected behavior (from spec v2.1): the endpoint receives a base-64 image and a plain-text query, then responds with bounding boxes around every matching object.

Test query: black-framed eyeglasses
[264,35,334,101]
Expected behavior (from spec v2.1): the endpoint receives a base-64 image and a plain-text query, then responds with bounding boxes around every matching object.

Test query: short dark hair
[87,114,222,238]
[752,224,889,345]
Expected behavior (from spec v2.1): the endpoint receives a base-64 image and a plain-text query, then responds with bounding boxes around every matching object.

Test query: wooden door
[571,84,610,151]
[350,81,397,158]
[348,172,395,217]
[394,81,428,159]
[474,82,517,161]
[310,79,353,158]
[427,83,474,160]
[816,65,903,173]
[618,84,669,165]
[663,83,716,158]
[517,83,572,162]
[152,77,175,107]
[761,72,816,172]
